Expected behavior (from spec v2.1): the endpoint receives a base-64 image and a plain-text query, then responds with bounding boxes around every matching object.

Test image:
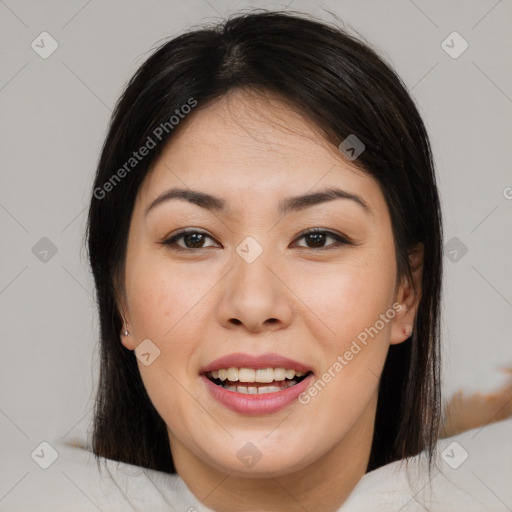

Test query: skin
[117,88,423,511]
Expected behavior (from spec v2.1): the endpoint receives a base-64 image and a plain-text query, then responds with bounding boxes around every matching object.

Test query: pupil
[185,233,204,248]
[307,233,325,248]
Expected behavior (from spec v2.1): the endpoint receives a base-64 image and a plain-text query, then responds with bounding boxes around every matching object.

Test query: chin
[196,433,315,478]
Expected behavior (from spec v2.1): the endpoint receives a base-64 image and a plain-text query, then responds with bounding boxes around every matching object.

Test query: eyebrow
[144,186,371,217]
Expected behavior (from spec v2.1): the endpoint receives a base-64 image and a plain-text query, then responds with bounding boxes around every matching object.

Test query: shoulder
[338,417,512,511]
[2,440,212,511]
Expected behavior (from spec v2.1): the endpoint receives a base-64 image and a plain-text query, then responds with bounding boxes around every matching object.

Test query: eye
[292,228,353,249]
[161,229,220,251]
[161,227,353,252]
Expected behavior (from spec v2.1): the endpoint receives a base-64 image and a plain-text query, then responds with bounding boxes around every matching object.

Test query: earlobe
[389,296,416,345]
[119,316,136,350]
[113,282,135,350]
[118,308,136,350]
[120,330,135,351]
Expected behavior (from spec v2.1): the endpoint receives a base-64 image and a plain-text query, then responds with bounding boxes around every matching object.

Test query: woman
[86,10,442,511]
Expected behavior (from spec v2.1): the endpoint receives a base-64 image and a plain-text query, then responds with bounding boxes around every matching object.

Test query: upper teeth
[208,367,307,383]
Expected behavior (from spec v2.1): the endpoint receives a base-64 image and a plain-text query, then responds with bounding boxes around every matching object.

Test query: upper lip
[201,352,313,374]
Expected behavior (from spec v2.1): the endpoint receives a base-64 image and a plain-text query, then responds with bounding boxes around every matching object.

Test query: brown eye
[181,232,207,248]
[162,230,219,251]
[294,229,352,249]
[303,231,329,248]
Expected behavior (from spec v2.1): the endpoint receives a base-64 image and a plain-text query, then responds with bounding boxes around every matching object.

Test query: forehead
[136,89,383,216]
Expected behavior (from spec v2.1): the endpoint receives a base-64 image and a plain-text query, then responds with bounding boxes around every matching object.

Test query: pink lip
[201,352,312,373]
[201,373,314,416]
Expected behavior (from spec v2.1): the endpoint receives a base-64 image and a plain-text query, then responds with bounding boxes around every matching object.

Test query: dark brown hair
[86,10,442,475]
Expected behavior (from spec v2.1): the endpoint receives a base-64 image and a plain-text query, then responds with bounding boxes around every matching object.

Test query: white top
[1,418,510,511]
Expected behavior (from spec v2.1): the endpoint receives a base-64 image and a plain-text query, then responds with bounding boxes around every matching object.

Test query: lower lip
[201,374,314,416]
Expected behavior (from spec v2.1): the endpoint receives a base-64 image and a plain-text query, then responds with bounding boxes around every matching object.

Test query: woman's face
[119,89,417,478]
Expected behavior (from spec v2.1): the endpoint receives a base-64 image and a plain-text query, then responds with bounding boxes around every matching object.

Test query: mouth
[204,367,313,394]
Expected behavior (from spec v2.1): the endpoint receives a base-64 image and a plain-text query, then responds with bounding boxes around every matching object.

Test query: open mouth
[204,368,313,395]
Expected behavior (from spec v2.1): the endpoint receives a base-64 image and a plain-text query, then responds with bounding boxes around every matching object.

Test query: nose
[216,249,294,333]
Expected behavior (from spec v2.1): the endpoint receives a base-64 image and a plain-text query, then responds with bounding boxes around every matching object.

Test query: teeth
[238,368,255,382]
[255,368,274,383]
[227,367,239,381]
[208,367,307,383]
[258,385,282,393]
[223,380,298,394]
[273,368,286,381]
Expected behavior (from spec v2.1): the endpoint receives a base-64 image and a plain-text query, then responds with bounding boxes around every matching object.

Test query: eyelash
[160,228,354,252]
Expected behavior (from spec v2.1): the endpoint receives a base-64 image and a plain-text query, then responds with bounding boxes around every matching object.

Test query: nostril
[228,318,278,327]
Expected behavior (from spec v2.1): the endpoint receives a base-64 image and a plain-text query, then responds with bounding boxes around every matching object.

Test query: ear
[113,273,136,351]
[390,242,423,345]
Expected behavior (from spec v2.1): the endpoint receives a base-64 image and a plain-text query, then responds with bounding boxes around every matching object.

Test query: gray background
[1,0,511,499]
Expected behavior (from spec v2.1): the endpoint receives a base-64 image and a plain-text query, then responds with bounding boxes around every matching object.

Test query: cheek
[125,263,204,423]
[291,250,397,346]
[125,258,215,375]
[127,273,172,335]
[127,259,201,336]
